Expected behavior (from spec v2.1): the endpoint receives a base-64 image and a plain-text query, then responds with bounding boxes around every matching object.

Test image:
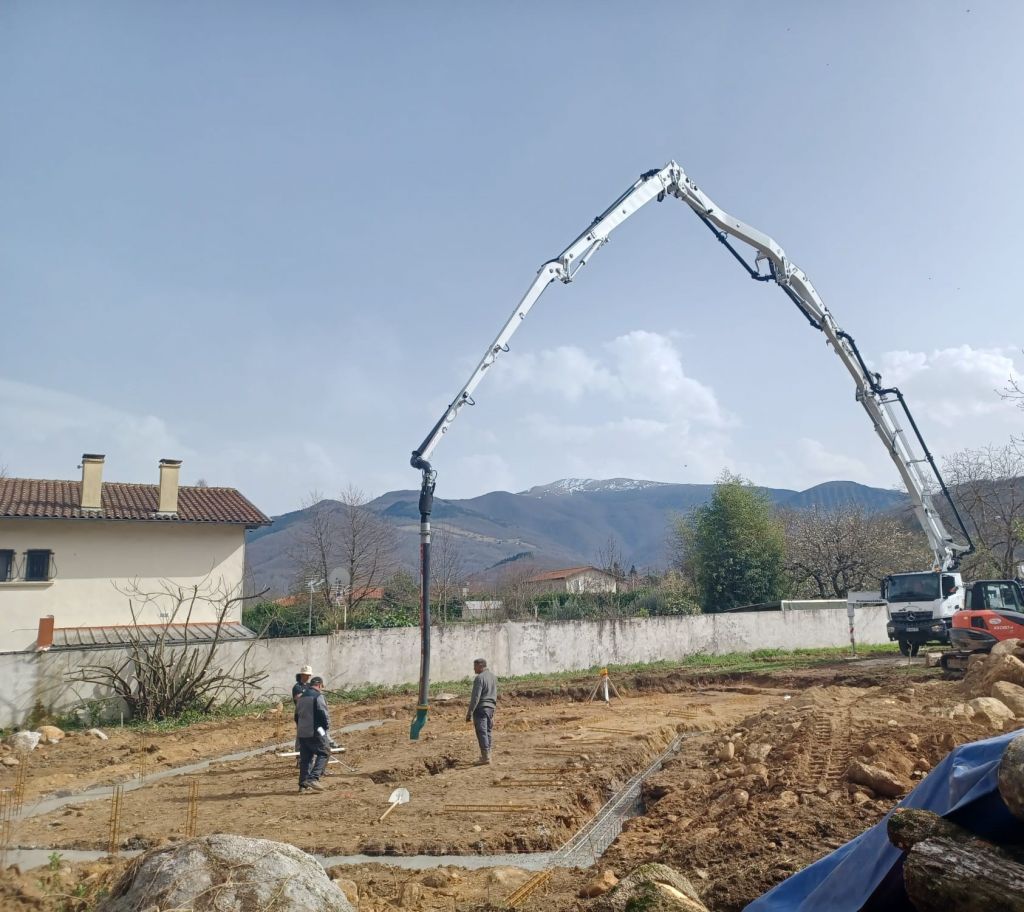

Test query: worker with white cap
[291,665,314,765]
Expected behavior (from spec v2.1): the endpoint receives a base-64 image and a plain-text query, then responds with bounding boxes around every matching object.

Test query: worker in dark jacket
[295,676,331,792]
[465,657,498,765]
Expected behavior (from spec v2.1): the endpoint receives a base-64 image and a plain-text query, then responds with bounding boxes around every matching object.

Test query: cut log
[887,807,987,852]
[998,733,1024,822]
[903,837,1024,912]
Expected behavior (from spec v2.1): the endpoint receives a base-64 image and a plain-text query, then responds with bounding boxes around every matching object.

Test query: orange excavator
[941,576,1024,673]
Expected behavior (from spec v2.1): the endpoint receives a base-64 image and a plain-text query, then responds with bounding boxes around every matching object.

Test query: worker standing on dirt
[295,675,331,792]
[291,664,314,767]
[465,658,498,765]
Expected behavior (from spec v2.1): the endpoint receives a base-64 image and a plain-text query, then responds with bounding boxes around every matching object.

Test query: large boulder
[966,696,1016,730]
[9,731,41,752]
[846,759,909,799]
[992,681,1024,718]
[97,834,353,912]
[964,653,1024,698]
[594,862,710,912]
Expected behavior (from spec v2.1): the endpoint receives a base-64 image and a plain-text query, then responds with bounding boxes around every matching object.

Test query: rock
[594,862,709,912]
[37,725,64,744]
[991,638,1023,656]
[746,743,772,762]
[486,866,531,888]
[925,652,944,667]
[777,791,799,808]
[992,681,1024,718]
[966,696,1016,730]
[717,741,735,762]
[326,873,358,904]
[433,692,458,702]
[729,789,750,809]
[96,834,353,912]
[579,870,619,898]
[421,870,452,889]
[852,790,872,805]
[397,882,423,907]
[847,759,909,799]
[905,733,921,750]
[87,728,110,741]
[949,702,974,722]
[1,757,19,767]
[964,654,1024,698]
[9,731,41,753]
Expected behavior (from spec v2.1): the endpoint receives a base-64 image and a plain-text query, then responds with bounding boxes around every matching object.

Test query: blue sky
[1,2,1021,514]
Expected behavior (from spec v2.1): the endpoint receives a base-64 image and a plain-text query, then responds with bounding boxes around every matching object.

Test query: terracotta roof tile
[0,477,271,527]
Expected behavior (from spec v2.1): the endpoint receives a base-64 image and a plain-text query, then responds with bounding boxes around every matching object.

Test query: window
[24,549,52,582]
[0,550,12,582]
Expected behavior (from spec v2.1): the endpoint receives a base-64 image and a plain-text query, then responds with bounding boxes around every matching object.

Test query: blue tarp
[745,727,1024,912]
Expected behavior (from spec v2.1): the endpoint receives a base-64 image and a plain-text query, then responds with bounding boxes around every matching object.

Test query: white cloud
[0,378,196,481]
[878,345,1022,427]
[495,329,733,428]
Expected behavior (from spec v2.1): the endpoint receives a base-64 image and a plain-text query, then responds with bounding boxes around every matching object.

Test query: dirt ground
[0,656,1005,911]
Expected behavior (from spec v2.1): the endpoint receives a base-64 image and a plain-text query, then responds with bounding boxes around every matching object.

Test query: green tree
[676,472,786,612]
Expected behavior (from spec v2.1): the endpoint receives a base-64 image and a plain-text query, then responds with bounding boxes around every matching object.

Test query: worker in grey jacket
[295,676,331,792]
[465,657,498,765]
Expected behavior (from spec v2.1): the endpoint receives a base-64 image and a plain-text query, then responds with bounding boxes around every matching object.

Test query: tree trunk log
[903,837,1024,912]
[887,808,987,852]
[998,733,1024,822]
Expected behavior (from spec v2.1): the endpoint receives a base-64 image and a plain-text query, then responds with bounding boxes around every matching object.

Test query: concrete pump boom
[407,161,974,739]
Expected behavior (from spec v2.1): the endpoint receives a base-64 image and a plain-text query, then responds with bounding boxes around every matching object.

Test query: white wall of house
[0,519,247,651]
[565,569,617,594]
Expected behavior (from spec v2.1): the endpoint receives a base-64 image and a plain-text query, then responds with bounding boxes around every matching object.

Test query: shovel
[378,787,410,821]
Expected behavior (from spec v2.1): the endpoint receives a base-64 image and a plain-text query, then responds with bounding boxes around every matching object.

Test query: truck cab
[883,570,964,656]
[949,579,1024,653]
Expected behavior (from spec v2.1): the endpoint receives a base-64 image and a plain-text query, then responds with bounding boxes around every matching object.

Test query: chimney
[158,458,182,515]
[80,454,105,511]
[36,615,55,651]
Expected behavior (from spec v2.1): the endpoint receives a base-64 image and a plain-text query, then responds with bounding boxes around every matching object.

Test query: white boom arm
[410,161,973,571]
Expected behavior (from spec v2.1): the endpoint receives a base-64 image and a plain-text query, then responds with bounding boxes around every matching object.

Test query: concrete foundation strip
[443,804,560,813]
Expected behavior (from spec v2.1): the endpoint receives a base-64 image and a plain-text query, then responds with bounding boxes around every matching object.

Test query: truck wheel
[898,639,911,657]
[909,642,920,657]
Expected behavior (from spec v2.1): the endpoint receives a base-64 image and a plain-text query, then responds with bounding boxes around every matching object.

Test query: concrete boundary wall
[0,605,889,728]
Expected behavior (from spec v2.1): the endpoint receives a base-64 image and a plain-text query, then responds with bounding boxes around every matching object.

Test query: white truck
[406,162,974,737]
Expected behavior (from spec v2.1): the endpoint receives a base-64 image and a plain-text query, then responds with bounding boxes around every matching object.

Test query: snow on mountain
[519,477,671,497]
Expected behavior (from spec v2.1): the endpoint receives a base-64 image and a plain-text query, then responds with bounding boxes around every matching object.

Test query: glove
[316,727,326,737]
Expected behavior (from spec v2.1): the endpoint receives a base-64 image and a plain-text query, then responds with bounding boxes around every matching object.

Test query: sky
[1,2,1022,515]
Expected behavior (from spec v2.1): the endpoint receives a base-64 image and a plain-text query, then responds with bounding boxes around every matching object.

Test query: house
[0,454,271,652]
[524,565,618,595]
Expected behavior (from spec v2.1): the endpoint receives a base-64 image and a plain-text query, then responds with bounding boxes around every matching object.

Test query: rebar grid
[185,778,199,838]
[552,734,686,868]
[506,868,553,907]
[0,788,13,869]
[108,783,124,854]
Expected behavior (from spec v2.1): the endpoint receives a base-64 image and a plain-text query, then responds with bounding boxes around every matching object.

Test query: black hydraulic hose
[410,466,435,739]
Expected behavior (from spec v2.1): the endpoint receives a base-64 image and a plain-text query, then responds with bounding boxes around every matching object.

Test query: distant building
[524,566,618,595]
[0,454,270,652]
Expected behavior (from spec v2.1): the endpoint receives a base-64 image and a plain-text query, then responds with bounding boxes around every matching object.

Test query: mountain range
[245,477,909,597]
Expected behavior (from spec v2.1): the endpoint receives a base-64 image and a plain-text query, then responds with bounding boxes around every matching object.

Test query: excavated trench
[7,725,689,872]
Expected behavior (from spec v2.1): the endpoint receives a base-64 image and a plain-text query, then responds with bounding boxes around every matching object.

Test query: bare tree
[494,558,539,620]
[1000,354,1024,412]
[290,491,340,632]
[337,484,398,623]
[595,535,627,581]
[431,522,467,625]
[70,578,268,721]
[781,504,932,599]
[942,444,1024,579]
